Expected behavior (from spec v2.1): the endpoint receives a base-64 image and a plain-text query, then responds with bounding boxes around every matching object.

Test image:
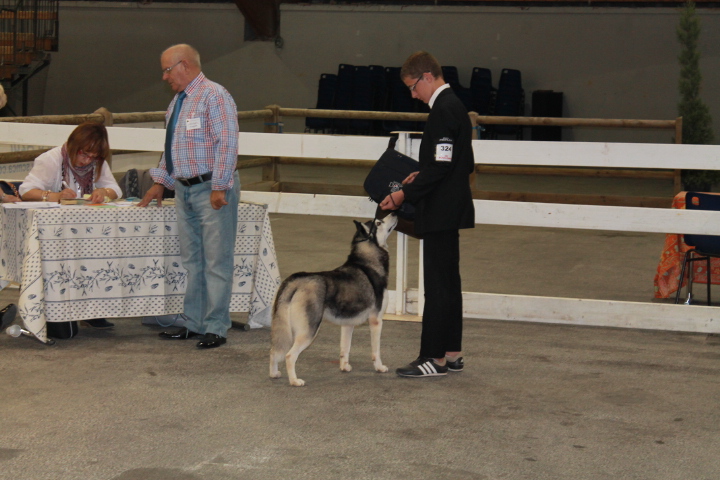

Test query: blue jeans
[175,171,239,337]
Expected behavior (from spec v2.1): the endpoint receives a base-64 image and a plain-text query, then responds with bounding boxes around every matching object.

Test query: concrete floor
[2,172,720,480]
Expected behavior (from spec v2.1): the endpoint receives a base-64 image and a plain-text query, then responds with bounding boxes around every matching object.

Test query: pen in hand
[62,181,79,199]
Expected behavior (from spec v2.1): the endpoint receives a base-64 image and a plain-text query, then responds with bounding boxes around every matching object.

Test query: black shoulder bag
[363,137,421,238]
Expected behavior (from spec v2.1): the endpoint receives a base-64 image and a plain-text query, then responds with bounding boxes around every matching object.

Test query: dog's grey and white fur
[269,214,398,386]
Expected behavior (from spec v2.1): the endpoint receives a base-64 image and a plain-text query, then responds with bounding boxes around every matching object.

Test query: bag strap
[387,134,398,150]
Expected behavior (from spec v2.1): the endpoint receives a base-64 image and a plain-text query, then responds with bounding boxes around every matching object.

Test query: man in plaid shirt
[139,44,240,349]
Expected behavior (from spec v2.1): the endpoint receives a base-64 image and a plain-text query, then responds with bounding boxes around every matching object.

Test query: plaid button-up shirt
[151,72,239,190]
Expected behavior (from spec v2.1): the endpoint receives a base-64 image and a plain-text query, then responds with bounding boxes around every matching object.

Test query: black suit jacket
[402,87,475,234]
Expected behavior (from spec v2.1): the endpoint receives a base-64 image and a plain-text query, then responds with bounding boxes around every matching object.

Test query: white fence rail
[2,123,720,333]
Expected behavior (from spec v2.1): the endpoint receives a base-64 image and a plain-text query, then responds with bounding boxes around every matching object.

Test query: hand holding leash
[380,190,405,211]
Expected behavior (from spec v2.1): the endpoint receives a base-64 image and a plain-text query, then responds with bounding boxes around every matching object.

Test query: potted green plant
[678,1,717,191]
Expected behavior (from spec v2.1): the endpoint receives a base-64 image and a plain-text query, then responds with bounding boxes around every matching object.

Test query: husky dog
[269,213,398,386]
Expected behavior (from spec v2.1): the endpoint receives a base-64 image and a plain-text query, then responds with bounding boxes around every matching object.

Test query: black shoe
[82,318,115,329]
[159,327,203,340]
[0,303,17,330]
[396,357,448,378]
[196,333,226,349]
[446,356,464,372]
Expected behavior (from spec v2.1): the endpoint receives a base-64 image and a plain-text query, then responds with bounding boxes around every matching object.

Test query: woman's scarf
[61,144,96,196]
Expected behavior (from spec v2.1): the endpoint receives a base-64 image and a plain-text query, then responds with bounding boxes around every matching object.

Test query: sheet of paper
[110,200,137,207]
[3,202,61,209]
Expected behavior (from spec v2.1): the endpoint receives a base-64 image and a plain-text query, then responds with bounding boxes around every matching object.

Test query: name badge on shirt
[435,138,453,162]
[186,117,201,131]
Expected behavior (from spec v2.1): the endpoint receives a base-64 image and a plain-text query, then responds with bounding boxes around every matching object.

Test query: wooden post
[468,111,479,140]
[262,105,281,187]
[469,112,479,193]
[674,116,683,193]
[93,107,113,127]
[94,107,113,167]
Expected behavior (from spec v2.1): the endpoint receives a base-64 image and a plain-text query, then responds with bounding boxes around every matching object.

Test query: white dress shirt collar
[429,83,451,109]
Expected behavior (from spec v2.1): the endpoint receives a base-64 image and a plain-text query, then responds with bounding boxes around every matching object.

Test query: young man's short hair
[400,51,443,80]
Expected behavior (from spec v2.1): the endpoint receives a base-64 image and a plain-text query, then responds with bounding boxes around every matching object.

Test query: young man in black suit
[380,51,475,377]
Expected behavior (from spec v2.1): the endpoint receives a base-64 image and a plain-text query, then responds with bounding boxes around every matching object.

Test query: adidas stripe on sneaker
[396,357,448,377]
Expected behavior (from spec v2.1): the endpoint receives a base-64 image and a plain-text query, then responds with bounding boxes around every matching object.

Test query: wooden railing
[0,106,684,207]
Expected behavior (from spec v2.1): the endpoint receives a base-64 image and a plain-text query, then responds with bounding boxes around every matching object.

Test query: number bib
[435,137,453,162]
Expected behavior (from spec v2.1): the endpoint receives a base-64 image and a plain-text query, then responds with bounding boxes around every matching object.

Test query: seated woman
[19,122,121,204]
[20,122,122,330]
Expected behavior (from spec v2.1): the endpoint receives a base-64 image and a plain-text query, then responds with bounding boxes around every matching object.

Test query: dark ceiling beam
[234,0,298,40]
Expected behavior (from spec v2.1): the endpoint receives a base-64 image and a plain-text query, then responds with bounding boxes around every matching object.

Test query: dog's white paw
[340,363,352,372]
[290,378,305,387]
[269,372,281,379]
[375,364,388,373]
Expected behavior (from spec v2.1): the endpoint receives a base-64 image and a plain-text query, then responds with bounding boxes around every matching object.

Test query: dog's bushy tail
[270,281,298,362]
[270,274,327,380]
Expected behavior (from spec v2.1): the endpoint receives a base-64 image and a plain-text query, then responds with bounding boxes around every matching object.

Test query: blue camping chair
[674,191,720,305]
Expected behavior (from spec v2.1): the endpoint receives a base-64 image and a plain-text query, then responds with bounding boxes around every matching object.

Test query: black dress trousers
[419,229,463,359]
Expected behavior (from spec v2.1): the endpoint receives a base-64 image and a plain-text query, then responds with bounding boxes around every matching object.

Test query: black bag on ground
[364,140,419,222]
[47,321,79,339]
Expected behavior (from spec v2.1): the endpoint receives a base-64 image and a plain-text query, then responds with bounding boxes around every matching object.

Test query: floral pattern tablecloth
[654,192,720,299]
[0,202,281,342]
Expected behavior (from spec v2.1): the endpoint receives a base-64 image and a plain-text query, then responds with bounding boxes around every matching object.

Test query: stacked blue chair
[470,67,495,115]
[305,73,337,133]
[441,66,461,88]
[333,63,355,133]
[350,65,374,134]
[441,66,472,112]
[493,68,525,139]
[383,66,422,133]
[470,67,496,138]
[369,65,387,135]
[307,63,446,136]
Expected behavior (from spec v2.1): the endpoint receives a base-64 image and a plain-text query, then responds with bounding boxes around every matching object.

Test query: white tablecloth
[0,201,281,343]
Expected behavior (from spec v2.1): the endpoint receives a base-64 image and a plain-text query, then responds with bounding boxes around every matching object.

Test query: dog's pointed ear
[369,219,378,237]
[354,220,367,236]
